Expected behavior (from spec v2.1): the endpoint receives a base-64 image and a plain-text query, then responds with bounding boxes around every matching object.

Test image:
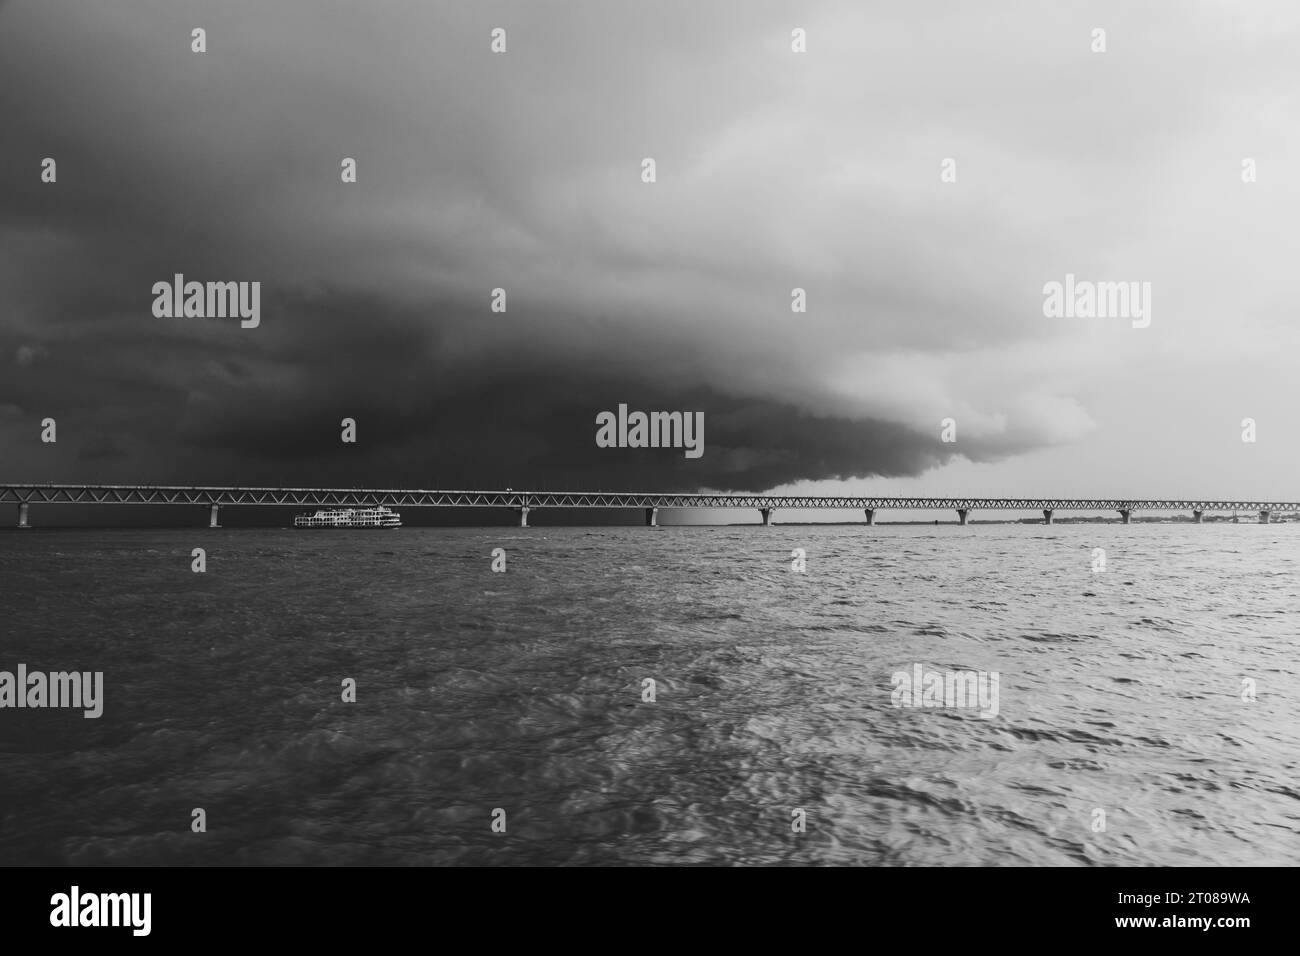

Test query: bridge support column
[517,506,530,528]
[1260,510,1271,524]
[1119,509,1132,524]
[208,504,220,528]
[864,508,875,526]
[17,502,29,529]
[760,508,774,526]
[957,509,970,526]
[1192,510,1204,523]
[645,507,658,527]
[1043,510,1054,525]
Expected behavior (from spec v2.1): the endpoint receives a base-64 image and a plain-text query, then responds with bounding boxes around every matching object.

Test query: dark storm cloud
[3,0,1294,493]
[35,289,968,491]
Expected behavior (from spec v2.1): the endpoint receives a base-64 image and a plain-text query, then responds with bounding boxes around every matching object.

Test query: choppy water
[1,524,1298,866]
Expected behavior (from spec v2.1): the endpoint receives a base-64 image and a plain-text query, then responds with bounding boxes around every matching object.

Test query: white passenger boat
[293,506,401,528]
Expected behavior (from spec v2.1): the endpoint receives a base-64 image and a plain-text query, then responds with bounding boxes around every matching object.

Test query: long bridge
[2,484,1298,527]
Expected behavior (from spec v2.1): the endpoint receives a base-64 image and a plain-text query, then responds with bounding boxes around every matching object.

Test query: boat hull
[292,524,401,529]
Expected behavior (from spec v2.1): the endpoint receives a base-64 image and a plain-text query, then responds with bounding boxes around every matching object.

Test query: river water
[1,524,1297,865]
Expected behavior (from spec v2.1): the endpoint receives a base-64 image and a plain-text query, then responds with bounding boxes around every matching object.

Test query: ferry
[293,506,401,529]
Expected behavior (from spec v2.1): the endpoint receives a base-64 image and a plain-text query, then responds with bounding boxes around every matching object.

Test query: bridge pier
[956,509,970,526]
[517,506,530,528]
[208,504,220,528]
[17,502,29,528]
[645,507,658,527]
[1043,509,1054,525]
[760,508,774,526]
[1118,509,1132,524]
[1260,510,1271,524]
[864,508,875,526]
[1192,510,1204,523]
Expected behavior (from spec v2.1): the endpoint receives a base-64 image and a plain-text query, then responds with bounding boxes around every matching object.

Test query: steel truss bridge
[3,484,1298,527]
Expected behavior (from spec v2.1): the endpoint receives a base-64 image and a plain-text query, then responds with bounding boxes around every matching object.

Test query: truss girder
[2,485,1298,513]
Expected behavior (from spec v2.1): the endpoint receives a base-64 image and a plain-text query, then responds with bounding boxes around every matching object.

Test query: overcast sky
[2,0,1298,504]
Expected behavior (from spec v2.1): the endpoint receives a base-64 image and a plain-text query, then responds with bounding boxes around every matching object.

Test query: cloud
[15,344,49,368]
[1,1,1297,494]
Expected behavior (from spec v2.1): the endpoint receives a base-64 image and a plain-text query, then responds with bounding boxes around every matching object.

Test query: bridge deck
[2,485,1298,512]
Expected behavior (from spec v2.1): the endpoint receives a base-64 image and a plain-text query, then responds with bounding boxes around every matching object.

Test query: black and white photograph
[0,0,1292,934]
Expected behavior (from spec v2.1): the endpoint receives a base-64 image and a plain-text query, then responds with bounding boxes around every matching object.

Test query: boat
[293,506,401,529]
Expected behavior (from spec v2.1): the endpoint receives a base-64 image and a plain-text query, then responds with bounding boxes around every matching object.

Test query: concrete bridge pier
[957,509,970,526]
[1193,510,1204,523]
[1119,509,1132,524]
[517,506,530,528]
[1043,510,1054,525]
[645,507,658,527]
[1260,510,1271,524]
[17,502,29,528]
[864,508,875,526]
[208,504,220,528]
[760,508,774,526]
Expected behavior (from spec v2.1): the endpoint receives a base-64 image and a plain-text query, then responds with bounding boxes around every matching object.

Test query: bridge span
[2,484,1298,528]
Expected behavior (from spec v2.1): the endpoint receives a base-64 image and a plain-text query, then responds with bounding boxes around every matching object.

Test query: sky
[2,0,1298,518]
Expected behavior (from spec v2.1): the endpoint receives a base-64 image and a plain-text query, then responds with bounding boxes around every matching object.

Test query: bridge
[2,484,1298,527]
